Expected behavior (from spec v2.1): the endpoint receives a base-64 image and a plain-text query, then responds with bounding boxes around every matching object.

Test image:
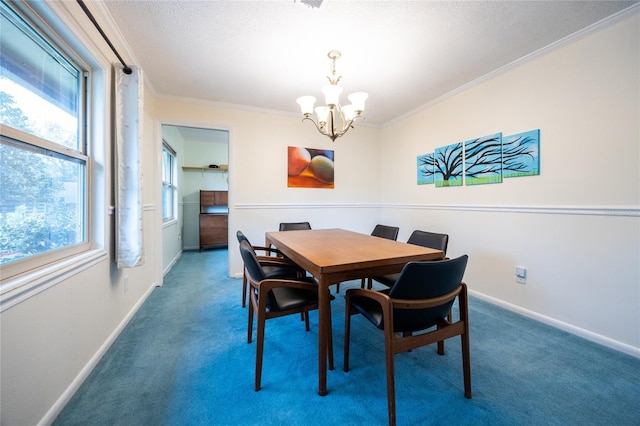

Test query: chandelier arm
[328,107,336,140]
[301,116,330,137]
[335,115,364,138]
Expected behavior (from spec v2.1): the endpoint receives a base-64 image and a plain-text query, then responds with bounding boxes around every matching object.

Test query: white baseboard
[469,290,640,359]
[163,250,183,277]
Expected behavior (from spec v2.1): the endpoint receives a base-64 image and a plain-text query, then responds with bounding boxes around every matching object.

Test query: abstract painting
[502,129,540,178]
[417,153,435,185]
[435,142,463,187]
[287,146,334,188]
[465,132,503,185]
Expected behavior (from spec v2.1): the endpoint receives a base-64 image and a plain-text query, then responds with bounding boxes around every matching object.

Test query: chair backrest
[239,240,265,282]
[407,230,449,255]
[236,230,249,245]
[279,222,311,231]
[387,255,468,332]
[371,224,399,241]
[239,240,284,311]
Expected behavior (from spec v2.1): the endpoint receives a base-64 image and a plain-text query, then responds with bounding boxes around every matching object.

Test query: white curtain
[114,65,144,268]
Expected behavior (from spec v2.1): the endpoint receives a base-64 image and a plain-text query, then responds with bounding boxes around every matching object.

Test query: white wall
[378,13,639,352]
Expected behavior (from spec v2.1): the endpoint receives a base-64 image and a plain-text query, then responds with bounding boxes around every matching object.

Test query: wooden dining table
[264,228,444,396]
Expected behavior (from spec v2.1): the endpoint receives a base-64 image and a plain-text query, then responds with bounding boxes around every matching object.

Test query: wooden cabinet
[199,190,228,250]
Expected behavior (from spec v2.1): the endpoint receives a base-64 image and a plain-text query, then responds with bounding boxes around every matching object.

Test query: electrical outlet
[515,267,526,284]
[124,276,129,293]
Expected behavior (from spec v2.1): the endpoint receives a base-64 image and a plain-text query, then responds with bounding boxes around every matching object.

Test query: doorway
[161,125,229,270]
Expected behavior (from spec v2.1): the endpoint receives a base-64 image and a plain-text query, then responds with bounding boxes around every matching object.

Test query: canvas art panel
[465,132,503,185]
[287,146,335,188]
[435,142,463,187]
[502,129,540,178]
[417,153,435,185]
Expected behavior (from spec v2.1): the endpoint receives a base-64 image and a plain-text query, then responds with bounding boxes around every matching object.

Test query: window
[0,1,87,273]
[162,141,177,222]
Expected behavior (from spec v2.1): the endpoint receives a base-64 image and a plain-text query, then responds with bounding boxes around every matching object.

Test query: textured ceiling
[101,0,638,126]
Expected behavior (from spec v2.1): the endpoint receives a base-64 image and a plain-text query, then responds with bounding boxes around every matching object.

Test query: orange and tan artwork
[287,146,334,188]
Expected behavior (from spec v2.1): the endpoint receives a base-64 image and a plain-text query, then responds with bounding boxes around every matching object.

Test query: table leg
[318,277,328,396]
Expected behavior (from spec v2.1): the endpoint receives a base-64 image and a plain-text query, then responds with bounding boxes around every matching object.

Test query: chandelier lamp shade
[296,50,368,142]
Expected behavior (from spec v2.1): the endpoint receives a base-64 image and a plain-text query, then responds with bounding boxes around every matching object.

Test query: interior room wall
[153,100,383,277]
[378,13,639,353]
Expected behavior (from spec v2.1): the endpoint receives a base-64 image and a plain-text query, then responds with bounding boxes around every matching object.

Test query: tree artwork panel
[502,129,540,178]
[435,142,463,187]
[287,146,335,188]
[417,153,435,185]
[465,132,503,185]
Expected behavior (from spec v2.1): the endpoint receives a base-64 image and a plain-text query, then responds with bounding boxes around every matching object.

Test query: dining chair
[344,255,471,426]
[239,240,334,391]
[236,230,304,308]
[279,221,312,231]
[355,224,400,291]
[367,230,448,289]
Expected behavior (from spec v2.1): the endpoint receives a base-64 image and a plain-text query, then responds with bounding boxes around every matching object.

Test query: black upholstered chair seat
[262,276,334,311]
[237,230,304,308]
[371,273,399,287]
[350,284,450,333]
[262,265,303,280]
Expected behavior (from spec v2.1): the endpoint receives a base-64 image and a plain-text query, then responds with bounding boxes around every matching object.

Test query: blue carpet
[54,249,640,425]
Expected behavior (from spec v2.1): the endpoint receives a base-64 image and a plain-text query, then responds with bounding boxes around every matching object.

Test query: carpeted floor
[54,249,640,425]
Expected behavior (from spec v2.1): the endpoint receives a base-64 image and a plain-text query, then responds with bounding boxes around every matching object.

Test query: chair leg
[461,331,472,399]
[343,306,352,372]
[460,287,472,398]
[367,277,373,290]
[437,310,453,355]
[242,272,247,307]
[336,282,340,293]
[385,328,397,426]
[304,311,310,331]
[255,311,266,391]
[327,297,334,371]
[247,299,254,344]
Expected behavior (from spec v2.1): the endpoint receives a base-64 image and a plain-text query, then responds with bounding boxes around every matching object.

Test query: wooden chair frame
[344,283,471,426]
[247,273,334,391]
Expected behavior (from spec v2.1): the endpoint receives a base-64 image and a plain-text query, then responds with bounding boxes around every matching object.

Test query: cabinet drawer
[199,214,228,247]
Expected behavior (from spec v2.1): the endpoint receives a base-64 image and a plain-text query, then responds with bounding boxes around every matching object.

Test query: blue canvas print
[465,132,503,185]
[435,142,463,187]
[502,129,540,178]
[417,153,435,185]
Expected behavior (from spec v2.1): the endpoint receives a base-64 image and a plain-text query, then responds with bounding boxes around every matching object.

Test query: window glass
[0,1,86,268]
[162,142,177,222]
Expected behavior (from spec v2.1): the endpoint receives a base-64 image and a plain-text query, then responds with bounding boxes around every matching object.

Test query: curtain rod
[76,0,132,74]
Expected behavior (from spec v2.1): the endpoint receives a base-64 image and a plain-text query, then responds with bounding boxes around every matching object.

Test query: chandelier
[296,50,368,142]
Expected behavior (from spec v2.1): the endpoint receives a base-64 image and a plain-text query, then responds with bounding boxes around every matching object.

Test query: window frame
[0,0,103,297]
[162,140,178,223]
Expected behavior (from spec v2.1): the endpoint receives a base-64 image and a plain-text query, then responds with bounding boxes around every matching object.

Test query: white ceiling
[102,0,638,127]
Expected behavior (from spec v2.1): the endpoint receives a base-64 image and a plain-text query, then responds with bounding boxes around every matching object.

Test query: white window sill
[0,249,108,312]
